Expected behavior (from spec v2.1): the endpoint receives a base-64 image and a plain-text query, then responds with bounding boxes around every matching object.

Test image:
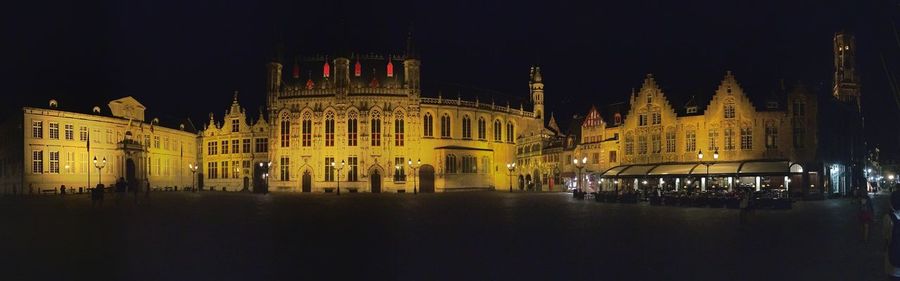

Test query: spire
[532,66,543,83]
[233,90,239,104]
[405,25,418,59]
[548,112,560,134]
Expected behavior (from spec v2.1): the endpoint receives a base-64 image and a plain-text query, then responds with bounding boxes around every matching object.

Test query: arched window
[494,120,502,142]
[505,121,514,143]
[445,154,457,174]
[387,60,394,77]
[614,113,622,125]
[423,113,433,137]
[765,122,777,149]
[462,115,472,139]
[477,117,486,140]
[354,59,361,77]
[347,111,358,146]
[323,61,330,78]
[324,111,335,147]
[371,110,381,146]
[280,112,291,147]
[394,112,404,146]
[724,103,735,119]
[685,130,696,152]
[301,112,312,147]
[440,114,451,138]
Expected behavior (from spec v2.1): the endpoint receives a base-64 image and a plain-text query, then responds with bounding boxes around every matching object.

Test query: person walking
[883,191,900,280]
[858,191,875,242]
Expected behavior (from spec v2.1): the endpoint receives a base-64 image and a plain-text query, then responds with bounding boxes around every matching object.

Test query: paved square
[0,192,887,280]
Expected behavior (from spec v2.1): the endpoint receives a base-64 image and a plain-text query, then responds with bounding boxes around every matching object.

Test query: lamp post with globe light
[698,149,718,192]
[506,163,516,192]
[573,156,588,193]
[93,156,107,187]
[408,159,420,194]
[332,160,345,195]
[188,163,198,192]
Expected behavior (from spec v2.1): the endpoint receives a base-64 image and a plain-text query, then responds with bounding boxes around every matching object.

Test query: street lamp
[506,163,516,192]
[408,159,420,194]
[93,156,107,187]
[697,149,718,192]
[573,156,587,193]
[259,161,272,192]
[188,163,199,192]
[332,160,345,195]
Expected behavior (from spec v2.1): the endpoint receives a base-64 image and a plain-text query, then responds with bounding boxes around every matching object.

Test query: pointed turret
[530,65,545,122]
[403,28,421,94]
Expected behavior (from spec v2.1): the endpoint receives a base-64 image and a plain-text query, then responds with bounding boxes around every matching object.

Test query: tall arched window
[301,112,312,147]
[445,154,457,174]
[371,110,381,146]
[440,114,451,138]
[494,120,502,142]
[505,121,514,143]
[347,111,358,146]
[477,117,486,140]
[461,115,472,139]
[423,113,433,137]
[324,111,335,147]
[394,112,404,146]
[280,112,291,147]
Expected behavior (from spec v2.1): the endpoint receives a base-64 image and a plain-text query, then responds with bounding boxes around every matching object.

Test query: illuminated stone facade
[0,97,199,194]
[199,92,270,191]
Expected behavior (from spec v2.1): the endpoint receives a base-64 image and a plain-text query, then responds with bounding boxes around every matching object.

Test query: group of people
[90,177,151,207]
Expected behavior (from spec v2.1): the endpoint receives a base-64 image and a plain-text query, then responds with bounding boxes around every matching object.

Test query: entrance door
[243,177,250,191]
[370,171,382,193]
[419,165,435,193]
[302,171,312,192]
[126,159,136,192]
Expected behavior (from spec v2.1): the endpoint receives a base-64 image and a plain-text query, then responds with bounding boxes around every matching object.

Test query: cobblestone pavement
[0,191,889,280]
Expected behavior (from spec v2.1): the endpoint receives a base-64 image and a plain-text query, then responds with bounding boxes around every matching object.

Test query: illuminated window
[281,113,291,147]
[242,138,251,153]
[394,112,404,146]
[423,113,433,137]
[665,130,676,153]
[48,151,59,174]
[387,60,394,77]
[325,157,334,182]
[64,124,74,140]
[354,59,361,77]
[280,156,290,181]
[32,120,42,138]
[348,111,358,146]
[394,157,406,181]
[48,123,59,139]
[255,138,268,153]
[477,118,486,140]
[625,132,634,155]
[724,104,735,119]
[207,162,217,179]
[232,140,239,154]
[301,112,312,147]
[638,135,647,154]
[371,111,381,146]
[32,150,43,174]
[493,120,502,142]
[766,124,778,149]
[347,157,358,181]
[741,127,752,150]
[441,114,451,138]
[708,129,718,151]
[325,111,335,147]
[323,61,330,78]
[207,141,217,155]
[724,127,735,151]
[506,122,514,143]
[461,115,471,139]
[232,119,239,132]
[686,130,696,152]
[609,151,617,163]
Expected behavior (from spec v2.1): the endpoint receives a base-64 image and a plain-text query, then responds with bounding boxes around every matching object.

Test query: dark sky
[3,0,899,158]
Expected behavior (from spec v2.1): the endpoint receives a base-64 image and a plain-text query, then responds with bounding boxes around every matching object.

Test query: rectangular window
[48,151,59,174]
[625,135,634,155]
[652,112,661,125]
[686,131,696,152]
[64,124,74,140]
[348,157,358,182]
[221,161,228,180]
[724,105,735,119]
[232,161,240,178]
[49,123,59,139]
[153,136,160,148]
[724,128,735,151]
[79,126,88,141]
[639,114,647,126]
[766,126,778,149]
[207,141,217,155]
[395,118,404,146]
[651,133,661,153]
[32,120,43,138]
[232,119,240,133]
[325,157,335,182]
[592,153,600,164]
[638,135,648,154]
[666,131,676,153]
[371,119,381,146]
[280,156,290,181]
[740,127,752,150]
[221,140,229,154]
[609,151,617,163]
[348,118,358,146]
[242,160,250,174]
[242,139,251,153]
[302,119,312,147]
[107,130,113,144]
[255,138,268,153]
[66,152,75,174]
[394,157,406,181]
[232,140,240,154]
[31,150,44,174]
[462,118,471,139]
[708,129,718,151]
[208,162,217,179]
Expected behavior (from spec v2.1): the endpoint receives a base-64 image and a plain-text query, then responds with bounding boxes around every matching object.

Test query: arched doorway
[533,170,542,191]
[302,171,312,192]
[419,165,435,193]
[518,175,525,191]
[370,170,382,193]
[525,174,533,191]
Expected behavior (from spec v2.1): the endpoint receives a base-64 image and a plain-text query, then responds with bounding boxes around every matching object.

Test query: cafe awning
[647,163,699,176]
[600,165,630,177]
[691,162,741,175]
[738,161,790,176]
[618,165,659,177]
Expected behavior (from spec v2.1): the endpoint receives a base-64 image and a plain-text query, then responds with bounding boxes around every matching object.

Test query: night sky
[3,0,899,158]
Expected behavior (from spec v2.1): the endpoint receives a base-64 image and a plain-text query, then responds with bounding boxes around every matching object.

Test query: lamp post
[259,161,272,193]
[332,160,345,195]
[408,159,420,194]
[93,156,107,187]
[573,156,587,193]
[697,149,718,192]
[506,163,516,192]
[188,163,198,192]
